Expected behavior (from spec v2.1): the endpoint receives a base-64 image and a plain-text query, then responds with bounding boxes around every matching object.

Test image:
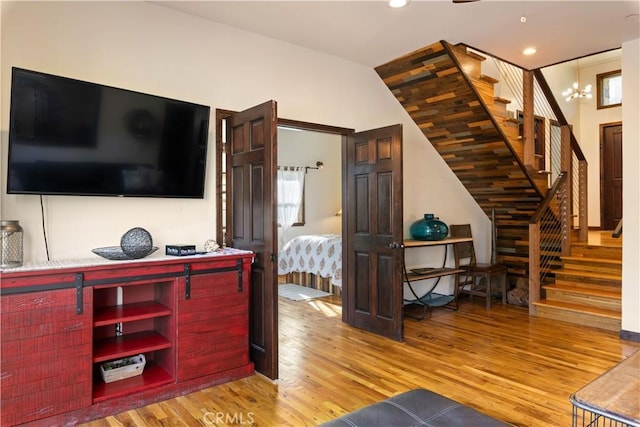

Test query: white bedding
[278,234,342,287]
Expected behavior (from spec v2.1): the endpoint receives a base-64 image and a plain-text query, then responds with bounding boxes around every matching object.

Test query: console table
[0,249,254,426]
[402,237,472,319]
[570,350,640,427]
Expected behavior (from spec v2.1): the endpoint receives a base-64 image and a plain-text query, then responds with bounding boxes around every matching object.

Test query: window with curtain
[277,168,305,236]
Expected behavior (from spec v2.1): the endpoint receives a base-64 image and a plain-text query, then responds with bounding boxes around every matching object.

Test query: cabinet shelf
[92,362,173,403]
[94,331,172,363]
[94,302,172,327]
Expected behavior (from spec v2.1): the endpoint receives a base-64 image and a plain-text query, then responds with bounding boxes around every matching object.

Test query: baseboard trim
[619,329,640,342]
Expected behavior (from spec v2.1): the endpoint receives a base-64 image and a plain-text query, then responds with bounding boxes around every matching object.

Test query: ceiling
[151,0,639,69]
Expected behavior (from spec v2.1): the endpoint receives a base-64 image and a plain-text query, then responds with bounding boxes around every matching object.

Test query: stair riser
[544,289,621,311]
[555,272,620,286]
[555,278,621,291]
[534,304,620,332]
[562,262,622,275]
[571,246,622,260]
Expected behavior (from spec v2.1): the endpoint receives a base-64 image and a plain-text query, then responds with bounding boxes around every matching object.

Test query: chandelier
[562,59,592,102]
[562,82,593,101]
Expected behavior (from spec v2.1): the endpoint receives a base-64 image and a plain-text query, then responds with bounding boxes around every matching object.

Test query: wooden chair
[450,224,508,308]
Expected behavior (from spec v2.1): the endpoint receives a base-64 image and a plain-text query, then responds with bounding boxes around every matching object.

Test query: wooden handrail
[529,172,569,314]
[530,172,567,224]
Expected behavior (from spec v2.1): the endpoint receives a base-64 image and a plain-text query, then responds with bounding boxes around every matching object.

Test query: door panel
[227,101,278,379]
[344,124,403,341]
[601,123,622,230]
[377,254,395,319]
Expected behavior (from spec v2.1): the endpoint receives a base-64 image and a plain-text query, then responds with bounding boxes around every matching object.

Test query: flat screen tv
[7,67,210,198]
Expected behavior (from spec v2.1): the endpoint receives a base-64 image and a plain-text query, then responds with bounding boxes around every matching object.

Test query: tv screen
[7,67,210,198]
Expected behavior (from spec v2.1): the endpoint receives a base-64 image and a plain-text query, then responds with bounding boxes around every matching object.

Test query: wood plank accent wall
[375,40,544,281]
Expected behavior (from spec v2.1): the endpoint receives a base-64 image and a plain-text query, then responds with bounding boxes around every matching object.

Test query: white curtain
[277,168,305,244]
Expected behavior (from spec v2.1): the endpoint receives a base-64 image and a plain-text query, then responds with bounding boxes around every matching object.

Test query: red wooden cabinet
[0,251,254,426]
[0,286,93,426]
[177,262,251,382]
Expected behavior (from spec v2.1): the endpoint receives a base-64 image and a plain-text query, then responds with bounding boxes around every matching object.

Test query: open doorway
[217,108,405,378]
[276,126,343,300]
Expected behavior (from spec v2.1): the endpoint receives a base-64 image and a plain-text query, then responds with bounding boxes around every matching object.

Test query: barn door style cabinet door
[177,258,252,382]
[0,251,254,426]
[0,282,93,426]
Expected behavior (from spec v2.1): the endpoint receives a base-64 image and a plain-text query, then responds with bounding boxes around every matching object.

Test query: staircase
[376,41,621,331]
[374,40,545,281]
[534,234,622,331]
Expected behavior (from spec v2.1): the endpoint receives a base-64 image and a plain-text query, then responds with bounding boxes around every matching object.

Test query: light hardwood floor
[83,292,639,427]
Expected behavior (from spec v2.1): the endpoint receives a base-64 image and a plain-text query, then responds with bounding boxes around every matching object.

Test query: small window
[597,70,622,109]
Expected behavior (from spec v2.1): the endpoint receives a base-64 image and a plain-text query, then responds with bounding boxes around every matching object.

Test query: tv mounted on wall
[7,67,210,198]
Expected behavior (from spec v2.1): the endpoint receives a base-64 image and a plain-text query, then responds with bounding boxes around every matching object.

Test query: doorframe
[599,120,622,230]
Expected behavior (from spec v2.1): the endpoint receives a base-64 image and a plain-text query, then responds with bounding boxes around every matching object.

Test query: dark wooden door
[226,101,279,379]
[601,123,622,230]
[343,124,404,341]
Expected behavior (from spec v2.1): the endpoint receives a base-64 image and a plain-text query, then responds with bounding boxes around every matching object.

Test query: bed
[278,234,342,296]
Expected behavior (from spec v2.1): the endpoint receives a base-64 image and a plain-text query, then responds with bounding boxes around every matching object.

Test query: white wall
[277,128,342,245]
[621,38,640,335]
[578,57,623,228]
[542,61,581,133]
[1,1,487,273]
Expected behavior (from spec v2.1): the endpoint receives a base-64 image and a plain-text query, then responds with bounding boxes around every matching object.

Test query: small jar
[1,220,24,268]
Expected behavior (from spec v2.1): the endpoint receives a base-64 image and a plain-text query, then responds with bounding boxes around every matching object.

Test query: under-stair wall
[375,40,544,281]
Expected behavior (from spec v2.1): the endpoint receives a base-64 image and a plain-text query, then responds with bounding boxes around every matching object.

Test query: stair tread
[462,50,487,62]
[479,74,499,84]
[533,299,621,318]
[543,283,621,297]
[494,96,511,104]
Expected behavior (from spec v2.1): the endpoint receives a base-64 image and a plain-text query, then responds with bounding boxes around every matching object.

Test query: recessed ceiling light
[523,47,537,56]
[389,0,409,8]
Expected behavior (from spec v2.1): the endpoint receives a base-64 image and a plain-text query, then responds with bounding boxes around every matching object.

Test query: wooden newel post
[523,70,535,168]
[528,221,540,315]
[578,160,588,242]
[560,125,572,254]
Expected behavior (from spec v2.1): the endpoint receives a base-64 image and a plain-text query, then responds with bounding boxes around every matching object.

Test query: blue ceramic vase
[410,214,449,241]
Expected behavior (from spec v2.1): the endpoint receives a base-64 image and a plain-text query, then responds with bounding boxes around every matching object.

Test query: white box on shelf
[100,354,146,383]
